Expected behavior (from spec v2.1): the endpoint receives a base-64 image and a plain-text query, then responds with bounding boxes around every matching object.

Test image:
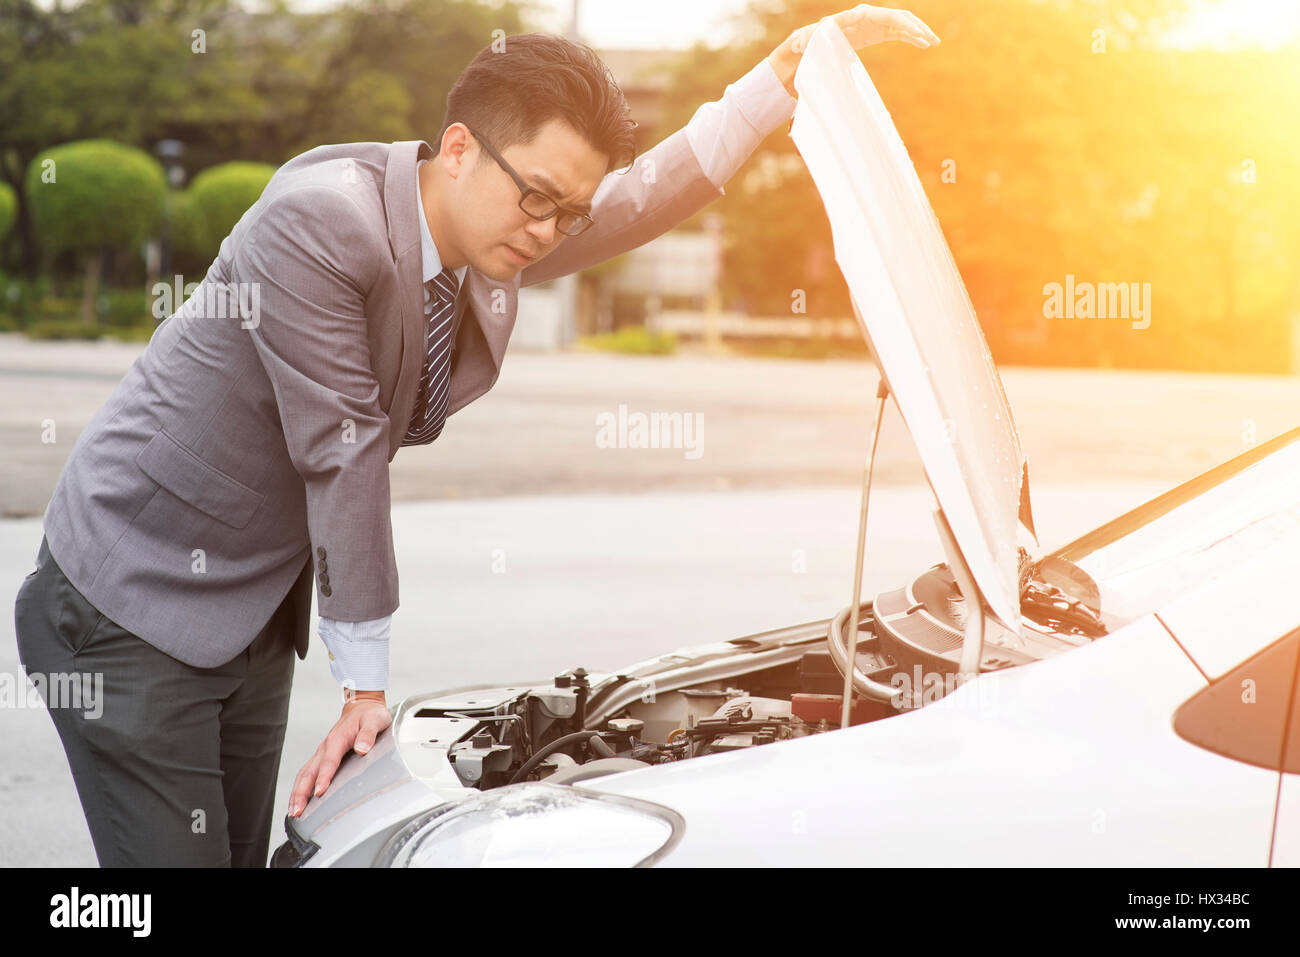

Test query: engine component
[799,646,894,695]
[541,758,653,786]
[507,729,614,785]
[447,732,515,787]
[679,686,745,730]
[791,692,881,727]
[606,717,645,736]
[873,568,1037,676]
[711,695,794,722]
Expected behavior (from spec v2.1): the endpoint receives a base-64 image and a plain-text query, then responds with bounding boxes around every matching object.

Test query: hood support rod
[840,377,892,729]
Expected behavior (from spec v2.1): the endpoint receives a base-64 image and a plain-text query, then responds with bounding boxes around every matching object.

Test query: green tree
[0,0,254,277]
[648,0,1300,372]
[0,181,14,240]
[0,0,512,277]
[25,139,166,323]
[178,161,277,263]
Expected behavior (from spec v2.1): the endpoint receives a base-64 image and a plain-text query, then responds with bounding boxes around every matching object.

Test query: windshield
[1044,426,1300,629]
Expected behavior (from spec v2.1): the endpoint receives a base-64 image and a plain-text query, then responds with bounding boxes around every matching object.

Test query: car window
[1173,627,1300,773]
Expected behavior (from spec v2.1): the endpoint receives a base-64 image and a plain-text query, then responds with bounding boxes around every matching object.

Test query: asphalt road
[1,333,1298,515]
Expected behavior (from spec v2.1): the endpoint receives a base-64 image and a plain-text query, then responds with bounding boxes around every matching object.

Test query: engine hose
[507,729,613,785]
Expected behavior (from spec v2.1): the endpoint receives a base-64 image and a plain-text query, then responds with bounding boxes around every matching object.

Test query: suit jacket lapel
[383,140,433,461]
[381,139,520,459]
[448,272,517,416]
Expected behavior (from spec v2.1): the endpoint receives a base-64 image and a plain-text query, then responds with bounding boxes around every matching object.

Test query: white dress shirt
[318,56,797,692]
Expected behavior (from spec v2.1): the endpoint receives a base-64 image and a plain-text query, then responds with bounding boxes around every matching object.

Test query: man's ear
[439,124,474,180]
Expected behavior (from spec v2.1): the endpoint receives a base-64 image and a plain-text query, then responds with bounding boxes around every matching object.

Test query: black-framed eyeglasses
[466,126,596,237]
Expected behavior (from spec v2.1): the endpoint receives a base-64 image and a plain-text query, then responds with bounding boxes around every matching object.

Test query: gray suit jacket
[43,129,723,667]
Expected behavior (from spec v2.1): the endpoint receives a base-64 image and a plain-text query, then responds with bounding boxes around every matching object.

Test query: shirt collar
[416,159,469,288]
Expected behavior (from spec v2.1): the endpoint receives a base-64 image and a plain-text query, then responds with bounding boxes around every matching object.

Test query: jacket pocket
[134,428,266,530]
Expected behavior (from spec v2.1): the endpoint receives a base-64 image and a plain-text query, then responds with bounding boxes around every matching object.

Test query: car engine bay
[269,550,1116,866]
[398,565,1105,794]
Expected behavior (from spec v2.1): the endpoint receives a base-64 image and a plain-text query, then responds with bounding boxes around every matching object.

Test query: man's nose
[524,216,558,248]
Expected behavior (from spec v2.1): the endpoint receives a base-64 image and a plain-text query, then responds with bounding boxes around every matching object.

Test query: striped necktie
[401,266,459,446]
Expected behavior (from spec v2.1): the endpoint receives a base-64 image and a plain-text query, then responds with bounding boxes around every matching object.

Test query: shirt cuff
[319,615,391,692]
[741,57,800,138]
[684,56,800,190]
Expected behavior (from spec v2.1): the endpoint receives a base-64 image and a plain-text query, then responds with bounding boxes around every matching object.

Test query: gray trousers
[14,534,296,867]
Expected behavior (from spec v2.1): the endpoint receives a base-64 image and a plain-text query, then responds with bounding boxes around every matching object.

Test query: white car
[271,21,1300,868]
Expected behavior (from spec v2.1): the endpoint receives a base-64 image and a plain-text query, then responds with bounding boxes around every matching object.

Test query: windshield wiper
[1019,578,1107,639]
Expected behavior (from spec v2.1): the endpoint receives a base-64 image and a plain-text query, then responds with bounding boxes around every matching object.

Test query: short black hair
[438,33,638,175]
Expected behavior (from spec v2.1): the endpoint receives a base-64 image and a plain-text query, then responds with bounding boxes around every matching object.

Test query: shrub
[0,273,52,322]
[26,140,166,257]
[26,140,166,323]
[177,161,276,262]
[24,320,105,340]
[0,183,15,241]
[579,326,677,355]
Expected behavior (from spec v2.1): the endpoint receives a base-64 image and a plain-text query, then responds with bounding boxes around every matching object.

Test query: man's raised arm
[519,4,938,288]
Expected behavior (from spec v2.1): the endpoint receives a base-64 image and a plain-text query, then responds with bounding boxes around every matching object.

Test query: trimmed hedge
[579,326,678,356]
[0,183,15,241]
[176,161,276,262]
[25,140,166,257]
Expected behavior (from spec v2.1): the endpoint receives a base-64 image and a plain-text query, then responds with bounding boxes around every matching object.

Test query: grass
[21,319,157,342]
[578,326,677,356]
[23,319,107,340]
[722,337,869,360]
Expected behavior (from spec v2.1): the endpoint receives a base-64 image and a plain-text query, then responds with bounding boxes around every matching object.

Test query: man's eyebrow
[527,170,592,213]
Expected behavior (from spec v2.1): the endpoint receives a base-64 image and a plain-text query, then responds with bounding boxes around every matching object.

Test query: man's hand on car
[288,690,391,817]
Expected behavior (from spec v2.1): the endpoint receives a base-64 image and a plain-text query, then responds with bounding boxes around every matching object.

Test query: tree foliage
[177,160,276,261]
[0,182,14,240]
[25,139,166,256]
[652,0,1300,372]
[0,0,526,275]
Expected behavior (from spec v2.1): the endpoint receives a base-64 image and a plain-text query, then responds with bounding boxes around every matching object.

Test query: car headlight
[375,782,684,867]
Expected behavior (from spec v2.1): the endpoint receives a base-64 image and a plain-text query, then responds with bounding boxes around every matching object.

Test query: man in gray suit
[13,9,938,866]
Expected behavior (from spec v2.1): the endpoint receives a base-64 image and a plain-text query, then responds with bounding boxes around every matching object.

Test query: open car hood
[788,19,1036,631]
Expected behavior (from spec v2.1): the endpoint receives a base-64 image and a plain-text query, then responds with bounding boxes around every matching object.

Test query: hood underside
[788,19,1035,630]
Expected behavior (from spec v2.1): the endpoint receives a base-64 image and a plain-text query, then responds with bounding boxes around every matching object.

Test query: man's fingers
[288,751,322,817]
[289,705,391,816]
[830,5,938,51]
[791,23,815,54]
[311,733,350,799]
[884,10,933,47]
[902,11,940,45]
[354,708,392,755]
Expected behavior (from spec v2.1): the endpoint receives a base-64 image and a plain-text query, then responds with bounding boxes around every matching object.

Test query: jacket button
[320,583,332,597]
[317,546,326,559]
[319,571,330,585]
[317,559,328,574]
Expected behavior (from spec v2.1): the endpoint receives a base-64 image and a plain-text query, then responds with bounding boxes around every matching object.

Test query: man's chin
[474,252,524,282]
